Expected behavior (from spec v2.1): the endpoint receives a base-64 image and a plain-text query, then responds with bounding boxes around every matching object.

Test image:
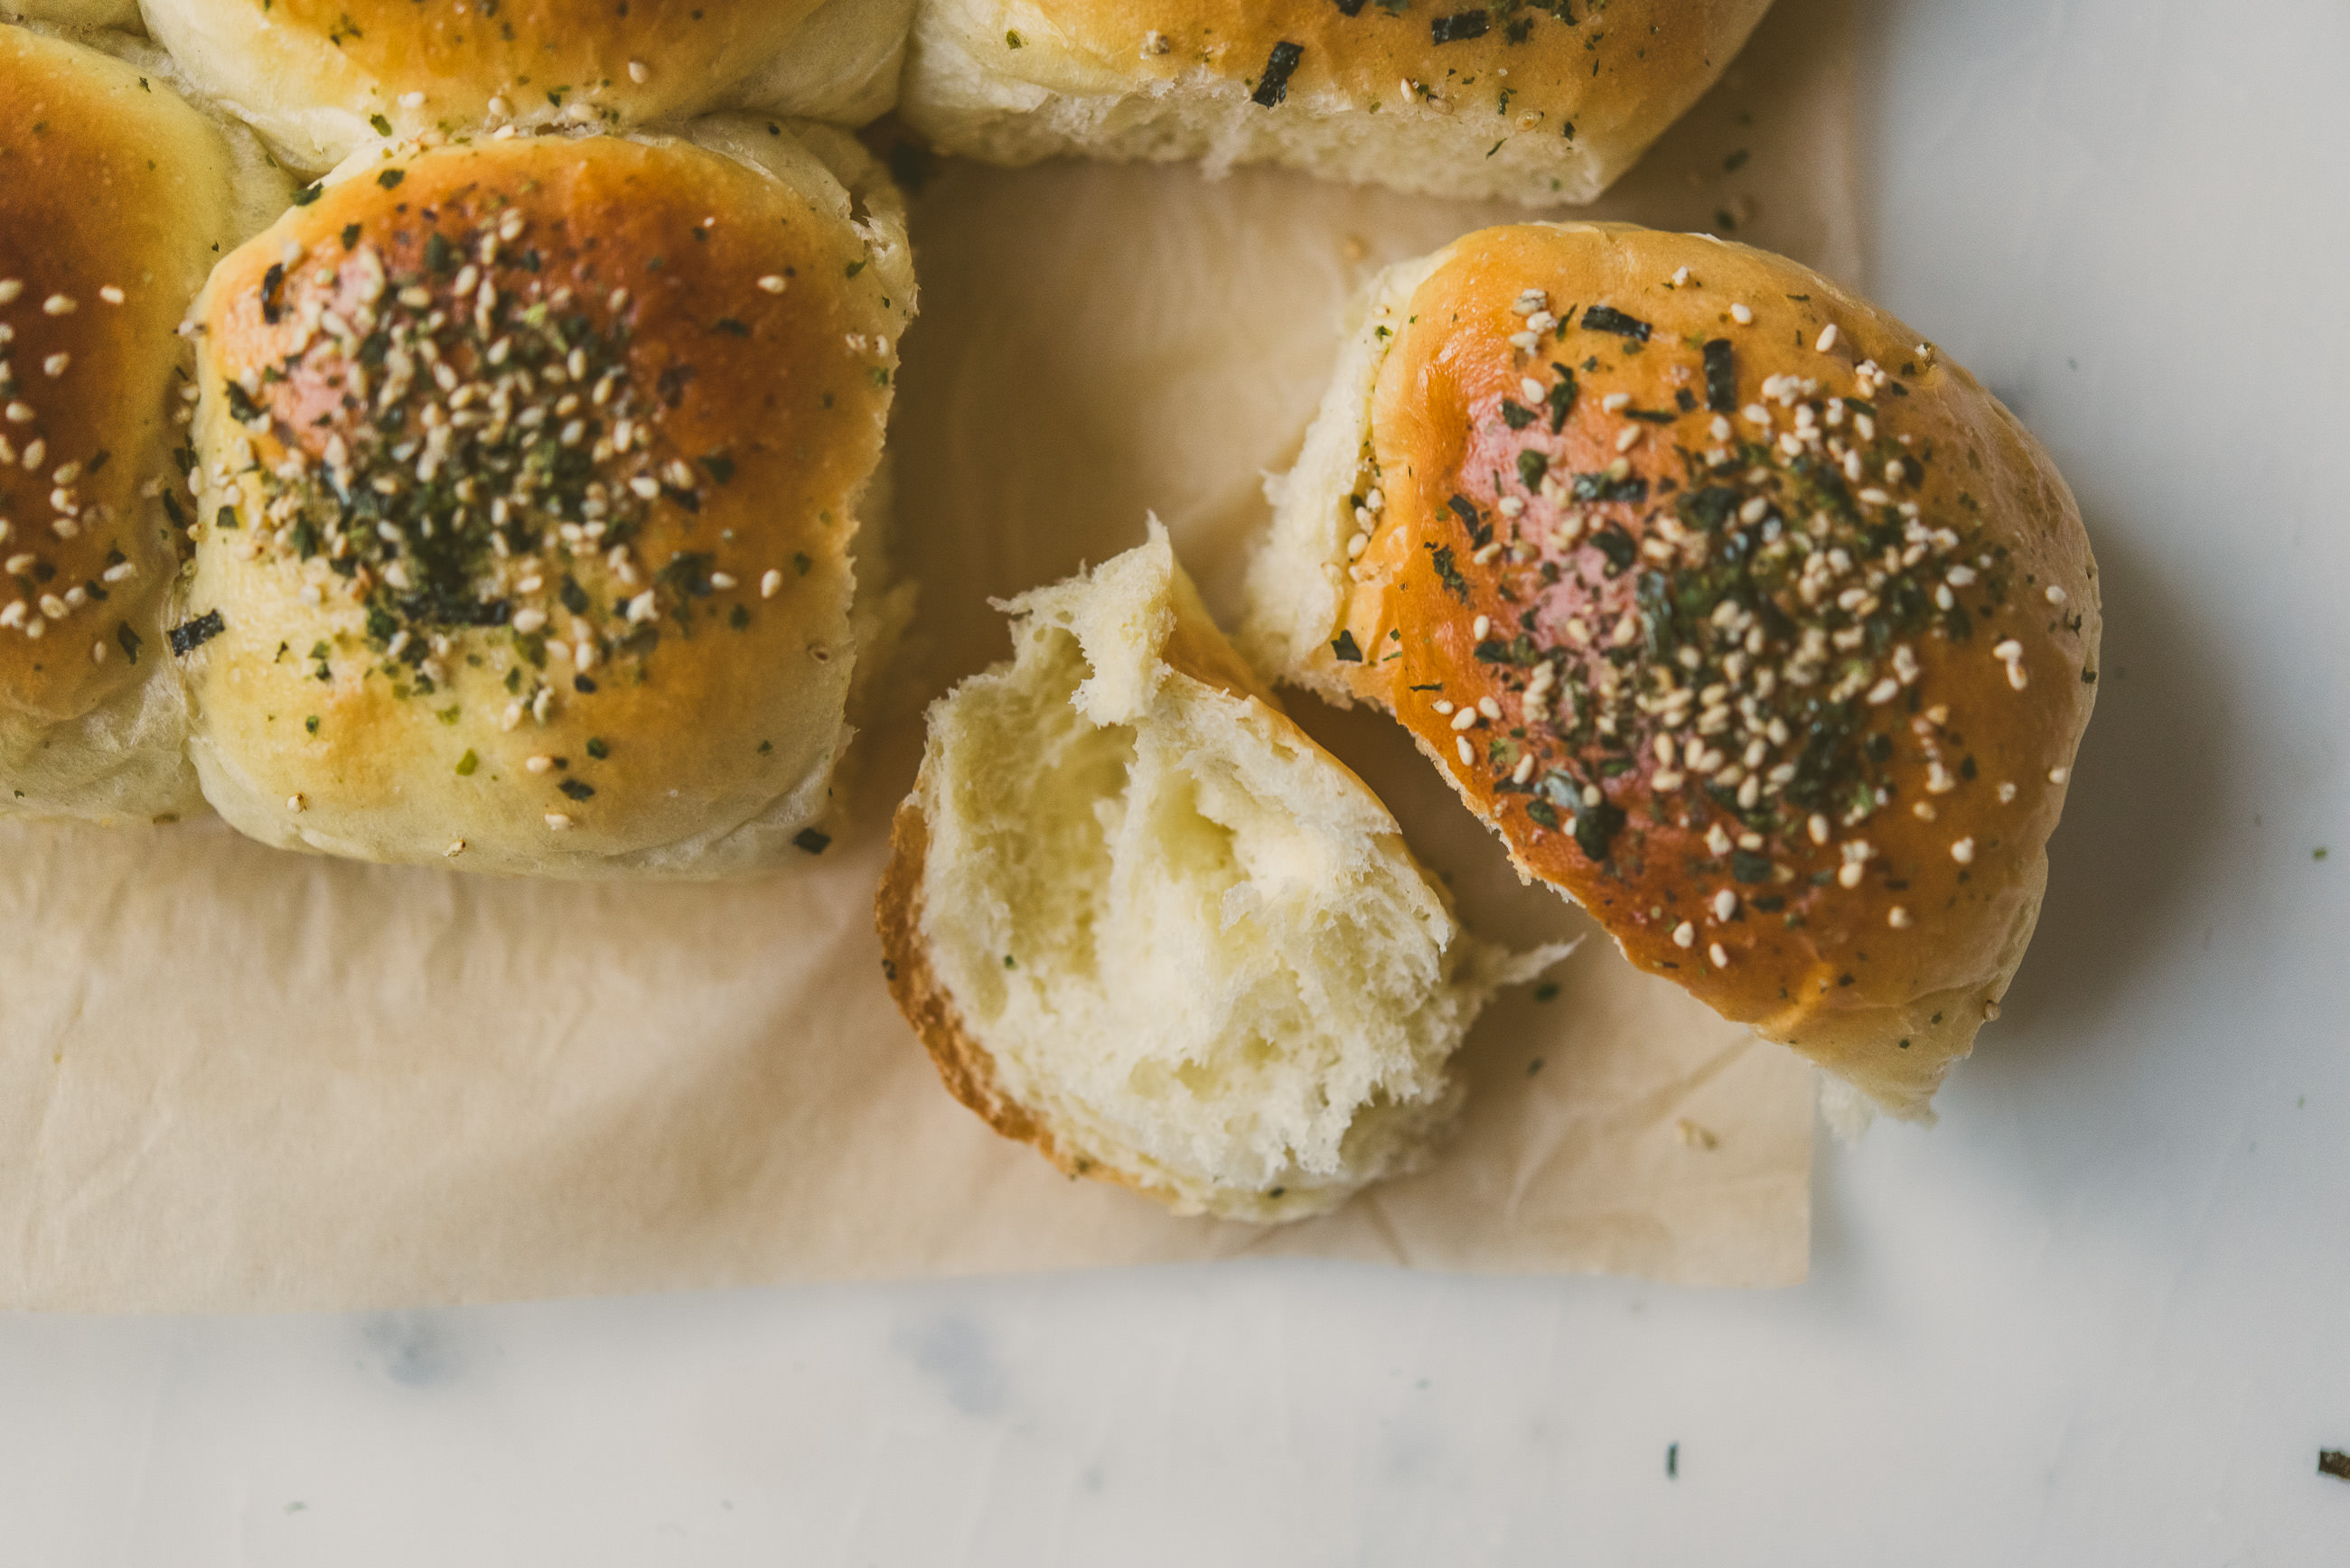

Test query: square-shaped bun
[901,0,1773,205]
[175,119,915,878]
[0,21,290,823]
[138,0,918,173]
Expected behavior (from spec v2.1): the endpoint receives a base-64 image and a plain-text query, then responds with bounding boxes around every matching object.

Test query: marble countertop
[5,0,2345,1562]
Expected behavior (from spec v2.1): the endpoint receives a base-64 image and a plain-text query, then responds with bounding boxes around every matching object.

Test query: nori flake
[166,609,223,656]
[1580,304,1652,341]
[1252,42,1306,107]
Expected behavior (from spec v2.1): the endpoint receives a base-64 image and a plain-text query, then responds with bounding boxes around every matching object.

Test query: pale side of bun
[725,0,918,130]
[0,22,289,823]
[900,0,1772,205]
[879,523,1559,1223]
[177,120,914,878]
[1243,223,2101,1118]
[5,1,139,29]
[137,0,915,174]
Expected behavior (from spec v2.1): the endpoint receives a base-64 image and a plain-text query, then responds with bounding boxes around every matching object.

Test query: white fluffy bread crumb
[892,521,1566,1223]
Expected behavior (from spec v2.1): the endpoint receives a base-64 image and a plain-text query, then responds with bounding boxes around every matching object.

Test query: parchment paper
[0,0,1851,1311]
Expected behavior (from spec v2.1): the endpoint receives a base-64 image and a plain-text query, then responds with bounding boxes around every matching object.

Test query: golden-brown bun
[177,119,914,878]
[1243,223,2100,1118]
[901,0,1772,205]
[0,21,288,823]
[138,0,918,174]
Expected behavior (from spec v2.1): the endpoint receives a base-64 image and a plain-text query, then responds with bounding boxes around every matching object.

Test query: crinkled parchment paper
[0,0,1851,1310]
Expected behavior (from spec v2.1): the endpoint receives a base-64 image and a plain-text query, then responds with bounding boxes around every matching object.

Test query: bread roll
[879,524,1557,1222]
[900,0,1773,205]
[139,0,918,173]
[0,21,288,823]
[176,119,914,878]
[1243,223,2100,1119]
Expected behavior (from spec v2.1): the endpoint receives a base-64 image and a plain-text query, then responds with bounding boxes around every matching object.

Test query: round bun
[177,119,913,878]
[140,0,918,173]
[0,22,286,823]
[1243,223,2101,1118]
[879,525,1551,1223]
[902,0,1772,205]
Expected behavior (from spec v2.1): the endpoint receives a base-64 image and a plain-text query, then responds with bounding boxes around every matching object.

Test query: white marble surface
[5,0,2346,1561]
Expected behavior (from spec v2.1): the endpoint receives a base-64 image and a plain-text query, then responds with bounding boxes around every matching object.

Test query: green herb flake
[454,749,479,776]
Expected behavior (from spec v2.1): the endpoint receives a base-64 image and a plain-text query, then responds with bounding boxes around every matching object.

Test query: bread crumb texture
[882,523,1554,1223]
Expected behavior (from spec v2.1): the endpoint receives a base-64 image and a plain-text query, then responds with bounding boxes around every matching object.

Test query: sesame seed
[1672,921,1696,948]
[2049,766,2070,784]
[1477,696,1502,721]
[0,281,18,303]
[1511,753,1535,785]
[1519,376,1544,403]
[1450,708,1479,733]
[89,639,106,664]
[1712,889,1737,921]
[1809,814,1831,845]
[545,813,573,830]
[1729,303,1753,324]
[1983,1001,2001,1021]
[1615,426,1643,453]
[42,295,75,316]
[1998,781,2018,803]
[445,840,466,857]
[1815,323,1840,352]
[1887,906,1911,929]
[1709,943,1730,968]
[628,60,651,83]
[1456,737,1474,766]
[511,608,548,633]
[2046,584,2068,604]
[1838,862,1864,889]
[287,794,305,812]
[1471,614,1491,639]
[1952,837,1975,864]
[98,285,124,305]
[760,569,783,599]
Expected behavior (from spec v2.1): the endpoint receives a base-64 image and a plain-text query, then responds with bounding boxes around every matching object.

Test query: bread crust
[140,0,837,170]
[904,0,1773,203]
[0,26,248,817]
[179,127,911,875]
[876,798,1163,1206]
[1282,224,2100,1115]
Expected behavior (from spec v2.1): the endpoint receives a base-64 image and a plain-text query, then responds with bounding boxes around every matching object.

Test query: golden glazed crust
[180,129,909,875]
[0,27,239,726]
[1311,224,2099,1114]
[988,0,1763,127]
[911,0,1771,201]
[143,0,829,167]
